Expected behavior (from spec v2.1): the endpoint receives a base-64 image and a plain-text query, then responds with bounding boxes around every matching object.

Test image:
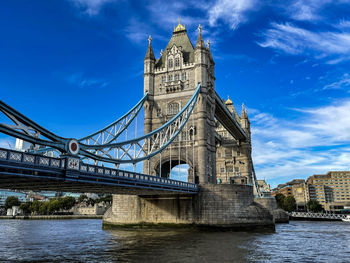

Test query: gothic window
[175,57,180,67]
[226,166,233,173]
[225,148,232,157]
[167,102,179,115]
[168,59,173,68]
[174,73,179,81]
[181,72,186,80]
[161,76,166,83]
[220,167,225,173]
[168,75,173,82]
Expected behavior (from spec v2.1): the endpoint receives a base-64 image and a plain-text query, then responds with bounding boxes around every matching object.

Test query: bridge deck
[0,148,198,195]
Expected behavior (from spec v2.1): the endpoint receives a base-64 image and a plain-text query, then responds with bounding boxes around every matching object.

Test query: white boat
[342,215,350,222]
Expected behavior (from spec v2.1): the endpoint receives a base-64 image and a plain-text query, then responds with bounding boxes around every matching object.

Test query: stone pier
[103,184,274,230]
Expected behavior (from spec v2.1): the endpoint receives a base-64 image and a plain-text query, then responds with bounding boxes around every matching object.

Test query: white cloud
[251,99,350,186]
[69,0,115,16]
[323,73,350,90]
[208,0,257,30]
[65,72,109,89]
[258,22,350,63]
[286,0,331,21]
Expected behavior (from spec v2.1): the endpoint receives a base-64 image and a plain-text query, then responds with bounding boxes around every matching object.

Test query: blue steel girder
[0,84,200,165]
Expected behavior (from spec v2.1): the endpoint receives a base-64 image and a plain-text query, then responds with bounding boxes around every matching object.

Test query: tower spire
[144,35,155,61]
[195,24,205,49]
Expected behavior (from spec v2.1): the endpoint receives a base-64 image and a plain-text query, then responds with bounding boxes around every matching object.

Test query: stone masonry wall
[103,184,274,229]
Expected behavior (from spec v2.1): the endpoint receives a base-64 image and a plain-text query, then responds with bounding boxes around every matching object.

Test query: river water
[0,220,349,262]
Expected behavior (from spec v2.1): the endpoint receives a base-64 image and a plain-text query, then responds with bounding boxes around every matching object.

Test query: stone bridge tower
[143,21,216,184]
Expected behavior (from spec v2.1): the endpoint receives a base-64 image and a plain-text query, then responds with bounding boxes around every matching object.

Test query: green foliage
[48,199,60,214]
[59,196,76,210]
[19,201,32,214]
[275,193,285,209]
[283,196,296,212]
[78,194,88,203]
[30,200,41,214]
[95,195,112,204]
[39,202,48,215]
[5,196,21,209]
[307,200,323,213]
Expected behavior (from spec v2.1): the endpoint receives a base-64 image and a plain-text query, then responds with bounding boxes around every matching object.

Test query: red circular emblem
[71,142,78,152]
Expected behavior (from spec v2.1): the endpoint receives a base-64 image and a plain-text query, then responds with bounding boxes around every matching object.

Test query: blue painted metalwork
[0,147,198,194]
[0,84,200,165]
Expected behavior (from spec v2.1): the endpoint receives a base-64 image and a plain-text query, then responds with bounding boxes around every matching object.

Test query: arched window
[168,59,173,68]
[181,72,186,80]
[168,75,173,82]
[175,57,180,67]
[167,102,179,115]
[174,73,179,81]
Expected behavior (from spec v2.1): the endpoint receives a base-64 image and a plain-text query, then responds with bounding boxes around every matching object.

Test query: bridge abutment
[103,184,274,230]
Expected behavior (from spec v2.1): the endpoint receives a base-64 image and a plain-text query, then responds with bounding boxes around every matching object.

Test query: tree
[275,193,285,209]
[283,196,296,212]
[30,200,41,214]
[5,196,21,209]
[19,201,32,215]
[78,194,88,203]
[39,202,49,215]
[59,196,76,211]
[307,200,323,213]
[48,199,60,214]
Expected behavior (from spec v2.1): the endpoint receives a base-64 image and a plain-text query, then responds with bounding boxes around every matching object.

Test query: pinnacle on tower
[241,103,248,118]
[173,18,186,33]
[144,35,155,61]
[195,24,205,49]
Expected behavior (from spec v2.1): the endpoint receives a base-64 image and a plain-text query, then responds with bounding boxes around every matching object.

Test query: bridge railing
[290,211,346,220]
[0,147,198,191]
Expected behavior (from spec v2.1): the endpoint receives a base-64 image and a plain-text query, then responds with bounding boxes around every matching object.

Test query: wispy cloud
[258,22,350,63]
[285,0,332,22]
[68,0,116,16]
[65,72,109,88]
[251,99,350,186]
[323,73,350,91]
[208,0,258,30]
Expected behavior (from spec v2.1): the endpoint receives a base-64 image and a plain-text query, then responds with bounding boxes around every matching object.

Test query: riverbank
[0,215,102,220]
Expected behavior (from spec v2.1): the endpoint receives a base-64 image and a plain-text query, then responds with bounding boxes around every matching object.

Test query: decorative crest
[174,18,186,32]
[198,24,202,34]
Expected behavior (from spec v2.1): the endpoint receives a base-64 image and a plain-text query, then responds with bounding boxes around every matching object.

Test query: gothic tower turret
[142,21,217,184]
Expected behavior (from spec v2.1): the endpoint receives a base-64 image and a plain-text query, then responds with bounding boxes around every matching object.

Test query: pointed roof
[241,103,248,118]
[195,24,205,49]
[225,96,233,105]
[155,24,194,68]
[144,35,155,61]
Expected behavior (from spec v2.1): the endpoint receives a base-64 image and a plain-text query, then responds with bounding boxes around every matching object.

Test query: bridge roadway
[0,147,198,195]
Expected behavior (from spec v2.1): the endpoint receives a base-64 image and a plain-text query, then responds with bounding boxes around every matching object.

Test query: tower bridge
[0,21,274,229]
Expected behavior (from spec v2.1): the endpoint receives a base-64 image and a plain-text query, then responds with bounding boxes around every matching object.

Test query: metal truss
[0,85,200,165]
[79,92,148,146]
[79,84,201,164]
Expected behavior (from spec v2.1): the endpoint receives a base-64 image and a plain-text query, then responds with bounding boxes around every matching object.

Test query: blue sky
[1,0,350,188]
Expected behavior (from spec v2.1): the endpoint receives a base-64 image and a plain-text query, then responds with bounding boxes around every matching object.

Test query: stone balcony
[164,80,184,93]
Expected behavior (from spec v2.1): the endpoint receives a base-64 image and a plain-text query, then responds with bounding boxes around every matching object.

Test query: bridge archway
[154,157,194,182]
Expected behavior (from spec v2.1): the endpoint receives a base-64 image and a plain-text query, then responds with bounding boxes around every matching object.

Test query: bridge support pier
[103,185,274,230]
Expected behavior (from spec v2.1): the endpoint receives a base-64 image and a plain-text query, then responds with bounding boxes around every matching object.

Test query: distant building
[0,190,28,207]
[257,179,271,196]
[307,171,350,212]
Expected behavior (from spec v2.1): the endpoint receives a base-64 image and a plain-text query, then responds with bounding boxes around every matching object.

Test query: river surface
[0,220,349,262]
